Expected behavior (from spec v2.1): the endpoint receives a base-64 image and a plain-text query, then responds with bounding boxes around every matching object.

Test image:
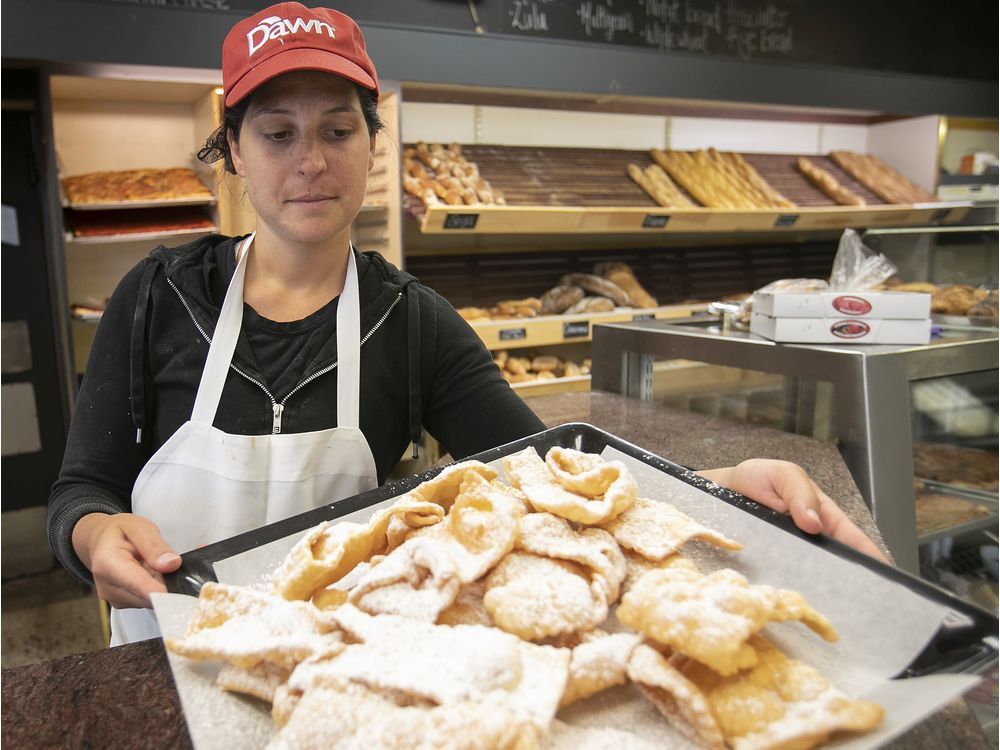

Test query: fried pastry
[503,447,636,525]
[437,581,492,627]
[400,460,498,511]
[269,682,532,750]
[601,497,741,561]
[217,661,291,703]
[627,643,726,749]
[310,586,350,611]
[287,605,570,734]
[349,535,461,621]
[560,630,642,706]
[411,471,523,583]
[516,512,626,604]
[543,719,663,750]
[675,636,884,750]
[617,567,837,675]
[297,605,523,703]
[165,582,343,671]
[272,483,463,600]
[484,552,610,641]
[622,549,699,594]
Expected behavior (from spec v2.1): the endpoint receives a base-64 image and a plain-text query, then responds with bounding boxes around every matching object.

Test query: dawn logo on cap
[247,16,336,57]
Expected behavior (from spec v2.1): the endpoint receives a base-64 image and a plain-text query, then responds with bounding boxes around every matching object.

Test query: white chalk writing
[510,0,551,31]
[577,2,636,42]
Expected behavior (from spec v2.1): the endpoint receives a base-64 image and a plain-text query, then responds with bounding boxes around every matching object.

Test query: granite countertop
[1,391,988,749]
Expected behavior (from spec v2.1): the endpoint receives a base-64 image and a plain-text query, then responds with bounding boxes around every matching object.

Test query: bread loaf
[540,285,585,314]
[891,282,937,294]
[531,356,559,372]
[456,306,491,322]
[594,262,657,309]
[932,284,980,315]
[505,357,530,375]
[494,297,542,318]
[558,273,631,307]
[565,296,615,314]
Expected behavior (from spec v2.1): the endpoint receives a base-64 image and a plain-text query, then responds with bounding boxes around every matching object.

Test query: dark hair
[197,83,384,174]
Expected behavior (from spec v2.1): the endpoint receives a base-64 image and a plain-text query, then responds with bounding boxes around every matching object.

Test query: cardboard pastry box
[750,312,932,344]
[752,290,931,319]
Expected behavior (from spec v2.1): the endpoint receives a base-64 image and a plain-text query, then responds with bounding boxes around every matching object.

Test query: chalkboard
[484,0,995,82]
[60,0,998,82]
[75,0,475,28]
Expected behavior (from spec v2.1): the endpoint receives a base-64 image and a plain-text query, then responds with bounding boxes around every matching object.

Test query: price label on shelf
[642,214,670,228]
[499,328,527,341]
[774,214,800,227]
[443,213,479,229]
[562,321,590,339]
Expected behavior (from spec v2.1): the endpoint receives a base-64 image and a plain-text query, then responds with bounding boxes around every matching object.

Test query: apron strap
[336,248,361,429]
[190,234,254,426]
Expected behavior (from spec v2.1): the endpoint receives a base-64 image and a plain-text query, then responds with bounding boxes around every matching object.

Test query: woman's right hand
[72,513,181,609]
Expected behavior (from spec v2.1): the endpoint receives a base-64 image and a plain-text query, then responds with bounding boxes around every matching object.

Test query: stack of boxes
[750,290,933,344]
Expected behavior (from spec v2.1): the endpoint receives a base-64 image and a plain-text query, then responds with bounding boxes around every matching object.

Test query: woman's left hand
[698,459,890,563]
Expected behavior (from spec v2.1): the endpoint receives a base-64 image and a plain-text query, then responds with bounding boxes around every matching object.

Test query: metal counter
[591,318,998,572]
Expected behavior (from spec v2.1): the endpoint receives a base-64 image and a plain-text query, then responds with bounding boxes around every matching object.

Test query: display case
[590,316,998,588]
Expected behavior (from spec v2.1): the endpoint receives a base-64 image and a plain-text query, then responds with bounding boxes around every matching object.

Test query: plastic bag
[734,230,897,324]
[828,228,897,291]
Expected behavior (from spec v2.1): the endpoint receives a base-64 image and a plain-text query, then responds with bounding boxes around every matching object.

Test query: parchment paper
[154,447,981,749]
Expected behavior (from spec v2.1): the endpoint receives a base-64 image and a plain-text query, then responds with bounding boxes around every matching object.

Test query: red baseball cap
[222,2,379,107]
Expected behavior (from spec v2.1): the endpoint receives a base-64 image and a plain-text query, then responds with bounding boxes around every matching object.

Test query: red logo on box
[832,295,873,315]
[831,320,871,338]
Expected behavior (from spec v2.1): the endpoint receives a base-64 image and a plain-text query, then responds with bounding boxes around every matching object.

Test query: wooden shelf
[470,303,708,350]
[64,196,216,210]
[511,374,592,398]
[417,203,973,235]
[65,226,216,244]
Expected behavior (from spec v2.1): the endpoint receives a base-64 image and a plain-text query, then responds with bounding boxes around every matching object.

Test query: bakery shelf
[71,312,103,323]
[61,192,217,210]
[65,226,217,244]
[917,485,999,546]
[511,374,591,398]
[469,303,708,350]
[417,203,973,235]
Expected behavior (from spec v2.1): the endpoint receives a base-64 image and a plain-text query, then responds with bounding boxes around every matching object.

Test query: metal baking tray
[164,422,999,678]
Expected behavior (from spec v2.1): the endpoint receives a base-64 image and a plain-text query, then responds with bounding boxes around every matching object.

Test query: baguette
[796,157,866,206]
[829,151,936,204]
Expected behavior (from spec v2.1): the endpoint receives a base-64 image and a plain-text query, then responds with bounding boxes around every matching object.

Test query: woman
[48,3,885,645]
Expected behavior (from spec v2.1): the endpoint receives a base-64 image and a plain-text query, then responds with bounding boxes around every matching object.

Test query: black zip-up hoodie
[48,234,543,582]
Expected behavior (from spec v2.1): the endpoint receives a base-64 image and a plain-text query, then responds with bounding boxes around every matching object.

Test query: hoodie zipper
[168,278,403,433]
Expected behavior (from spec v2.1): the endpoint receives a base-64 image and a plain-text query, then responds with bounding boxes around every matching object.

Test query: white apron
[111,235,378,645]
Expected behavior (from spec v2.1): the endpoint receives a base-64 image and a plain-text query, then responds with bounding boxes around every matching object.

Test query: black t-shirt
[241,297,340,400]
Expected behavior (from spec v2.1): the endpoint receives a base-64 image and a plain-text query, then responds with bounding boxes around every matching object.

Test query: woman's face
[229,71,375,248]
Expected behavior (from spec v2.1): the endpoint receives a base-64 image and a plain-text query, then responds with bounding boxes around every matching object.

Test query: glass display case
[590,317,997,602]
